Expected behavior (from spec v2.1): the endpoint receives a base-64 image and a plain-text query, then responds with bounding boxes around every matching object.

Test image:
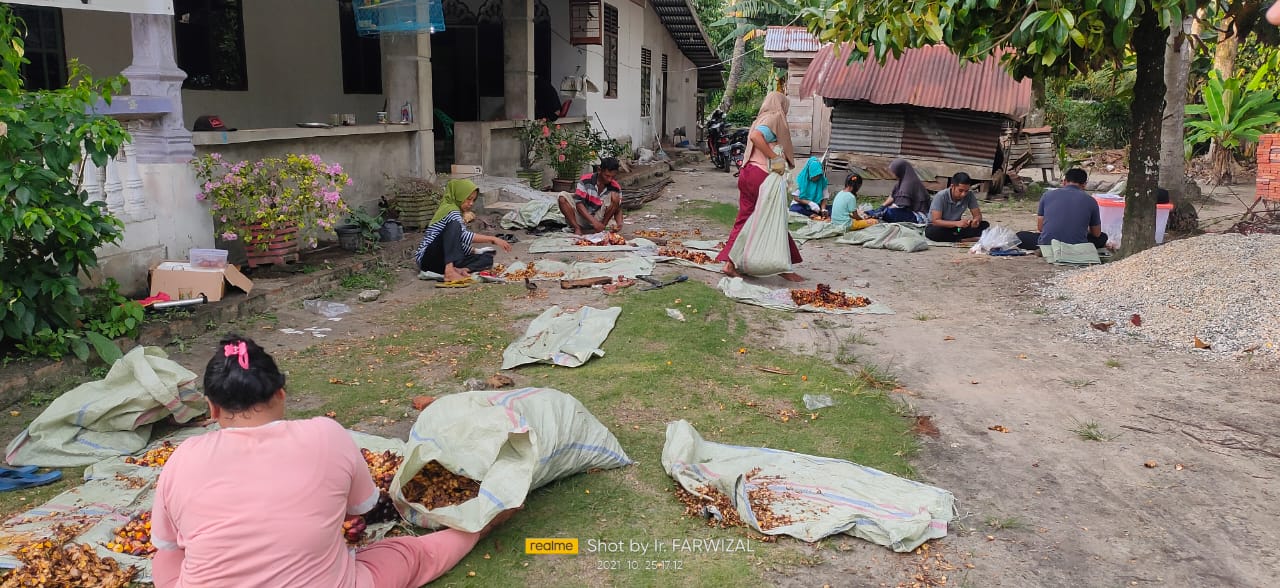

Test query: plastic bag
[802,394,835,410]
[304,299,351,318]
[665,308,686,322]
[969,224,1021,254]
[727,172,793,276]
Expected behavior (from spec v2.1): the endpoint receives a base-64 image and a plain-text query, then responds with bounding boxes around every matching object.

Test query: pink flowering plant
[193,153,352,250]
[519,119,619,180]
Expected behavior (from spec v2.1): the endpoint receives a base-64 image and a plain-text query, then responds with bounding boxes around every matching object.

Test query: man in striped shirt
[557,157,623,235]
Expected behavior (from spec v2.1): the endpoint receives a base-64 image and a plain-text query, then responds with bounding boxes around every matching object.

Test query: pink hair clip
[223,341,249,369]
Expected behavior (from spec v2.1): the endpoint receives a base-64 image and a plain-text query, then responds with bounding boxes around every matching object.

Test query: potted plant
[193,153,352,267]
[337,209,383,252]
[521,120,594,191]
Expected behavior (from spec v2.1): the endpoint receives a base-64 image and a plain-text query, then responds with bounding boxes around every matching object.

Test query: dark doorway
[431,28,480,123]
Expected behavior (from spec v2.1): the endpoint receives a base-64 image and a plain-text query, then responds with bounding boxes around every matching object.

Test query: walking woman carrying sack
[716,91,805,282]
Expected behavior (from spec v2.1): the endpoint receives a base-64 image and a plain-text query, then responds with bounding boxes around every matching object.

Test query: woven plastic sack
[727,171,793,276]
[391,388,631,532]
[5,346,205,467]
[661,420,954,551]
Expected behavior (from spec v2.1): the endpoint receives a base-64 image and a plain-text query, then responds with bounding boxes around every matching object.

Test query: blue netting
[354,0,445,36]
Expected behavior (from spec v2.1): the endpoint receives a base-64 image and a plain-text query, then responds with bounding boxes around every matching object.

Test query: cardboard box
[150,261,253,302]
[451,164,483,178]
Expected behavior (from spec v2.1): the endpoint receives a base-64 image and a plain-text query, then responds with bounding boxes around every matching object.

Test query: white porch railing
[81,142,153,222]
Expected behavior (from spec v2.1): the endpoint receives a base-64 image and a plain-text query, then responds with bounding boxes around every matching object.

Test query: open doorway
[432,0,505,171]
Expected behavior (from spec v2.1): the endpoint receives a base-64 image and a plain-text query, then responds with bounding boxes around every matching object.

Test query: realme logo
[525,538,579,554]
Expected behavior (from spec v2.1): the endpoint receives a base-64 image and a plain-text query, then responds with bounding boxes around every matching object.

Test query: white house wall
[62,2,385,130]
[580,1,696,150]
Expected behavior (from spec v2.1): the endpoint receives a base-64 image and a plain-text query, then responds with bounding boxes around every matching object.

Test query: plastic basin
[1094,195,1174,247]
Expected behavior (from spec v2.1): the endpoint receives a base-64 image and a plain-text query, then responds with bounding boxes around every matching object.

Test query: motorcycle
[724,127,748,176]
[704,110,731,170]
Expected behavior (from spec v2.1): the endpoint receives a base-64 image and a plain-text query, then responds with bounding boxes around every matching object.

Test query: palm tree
[713,0,823,112]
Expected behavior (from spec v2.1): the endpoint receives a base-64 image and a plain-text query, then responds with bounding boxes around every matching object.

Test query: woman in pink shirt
[150,335,514,588]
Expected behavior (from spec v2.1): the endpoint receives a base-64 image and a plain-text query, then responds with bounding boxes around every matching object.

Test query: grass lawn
[282,281,917,586]
[682,201,739,229]
[0,281,917,587]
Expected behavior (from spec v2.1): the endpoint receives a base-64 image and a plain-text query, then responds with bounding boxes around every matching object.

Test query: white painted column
[121,14,195,163]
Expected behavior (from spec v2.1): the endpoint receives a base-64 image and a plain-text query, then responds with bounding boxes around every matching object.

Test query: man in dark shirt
[1017,168,1108,250]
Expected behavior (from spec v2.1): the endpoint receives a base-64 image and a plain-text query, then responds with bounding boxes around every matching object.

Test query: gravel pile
[1044,233,1280,355]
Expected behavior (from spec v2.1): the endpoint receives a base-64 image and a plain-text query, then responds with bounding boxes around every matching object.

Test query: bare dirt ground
[657,165,1279,588]
[40,163,1274,587]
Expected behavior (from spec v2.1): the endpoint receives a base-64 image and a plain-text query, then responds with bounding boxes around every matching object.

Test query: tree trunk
[1160,16,1199,233]
[718,35,747,112]
[1208,16,1240,166]
[1118,13,1168,259]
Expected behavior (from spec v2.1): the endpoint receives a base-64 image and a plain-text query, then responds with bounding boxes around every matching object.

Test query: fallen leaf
[486,373,515,388]
[483,553,491,559]
[943,335,956,341]
[738,347,747,354]
[467,571,476,577]
[988,425,1010,433]
[378,399,390,405]
[1091,321,1115,332]
[1193,336,1211,350]
[324,411,337,419]
[1143,460,1158,468]
[1016,354,1028,360]
[1130,313,1142,327]
[8,411,19,417]
[405,382,414,388]
[801,375,808,381]
[985,535,995,542]
[913,415,940,438]
[411,395,436,410]
[1174,463,1184,471]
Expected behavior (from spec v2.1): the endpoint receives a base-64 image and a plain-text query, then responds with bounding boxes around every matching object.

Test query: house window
[10,5,66,90]
[175,0,248,91]
[603,3,618,99]
[338,0,383,94]
[640,48,652,117]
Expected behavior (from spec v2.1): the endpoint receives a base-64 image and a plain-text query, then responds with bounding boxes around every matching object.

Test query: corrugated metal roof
[649,0,723,90]
[764,26,820,53]
[799,44,1032,120]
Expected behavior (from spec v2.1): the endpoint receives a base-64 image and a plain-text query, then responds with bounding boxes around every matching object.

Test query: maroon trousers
[716,164,803,265]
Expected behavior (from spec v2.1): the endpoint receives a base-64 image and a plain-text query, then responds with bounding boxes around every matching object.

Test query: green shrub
[0,6,132,362]
[1044,72,1132,149]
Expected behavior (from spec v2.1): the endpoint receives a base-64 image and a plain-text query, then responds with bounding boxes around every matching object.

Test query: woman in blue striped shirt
[415,179,511,282]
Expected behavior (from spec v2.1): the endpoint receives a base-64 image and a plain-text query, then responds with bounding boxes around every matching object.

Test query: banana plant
[1185,54,1280,184]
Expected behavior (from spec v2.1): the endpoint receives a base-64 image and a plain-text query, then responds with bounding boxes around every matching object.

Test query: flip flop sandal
[0,465,39,478]
[435,279,474,288]
[0,469,61,492]
[497,234,520,244]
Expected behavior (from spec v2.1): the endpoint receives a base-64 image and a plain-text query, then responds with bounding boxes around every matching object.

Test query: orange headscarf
[742,91,794,168]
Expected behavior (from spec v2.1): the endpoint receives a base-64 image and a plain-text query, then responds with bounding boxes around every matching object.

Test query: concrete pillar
[503,0,535,120]
[379,32,436,176]
[416,32,436,174]
[121,14,195,163]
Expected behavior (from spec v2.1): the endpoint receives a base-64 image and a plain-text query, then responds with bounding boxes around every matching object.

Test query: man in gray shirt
[925,172,989,242]
[1016,168,1108,250]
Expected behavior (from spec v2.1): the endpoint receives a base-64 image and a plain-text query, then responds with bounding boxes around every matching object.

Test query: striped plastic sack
[392,388,632,532]
[661,420,954,551]
[727,171,793,276]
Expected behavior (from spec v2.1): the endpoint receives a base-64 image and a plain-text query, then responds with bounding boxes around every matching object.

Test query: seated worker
[829,172,864,231]
[925,172,989,242]
[861,159,930,223]
[151,335,519,588]
[1016,168,1108,250]
[558,157,623,235]
[789,156,829,216]
[415,179,512,282]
